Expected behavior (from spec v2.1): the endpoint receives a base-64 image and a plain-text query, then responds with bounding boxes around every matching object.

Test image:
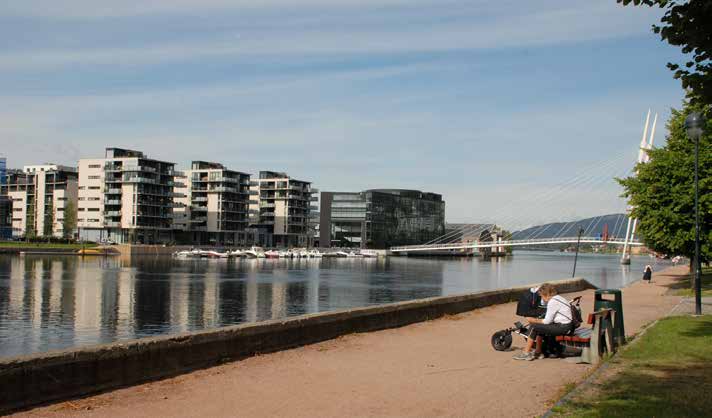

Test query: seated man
[513,283,574,361]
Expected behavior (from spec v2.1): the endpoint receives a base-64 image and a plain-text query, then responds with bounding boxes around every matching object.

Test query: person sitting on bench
[513,284,574,361]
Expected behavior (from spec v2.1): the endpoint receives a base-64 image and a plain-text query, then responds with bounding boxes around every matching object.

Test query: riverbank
[550,314,712,417]
[0,242,98,254]
[8,265,687,418]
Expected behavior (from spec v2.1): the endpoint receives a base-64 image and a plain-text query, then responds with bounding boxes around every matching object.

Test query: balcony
[209,186,238,193]
[191,206,208,212]
[260,202,275,208]
[260,212,275,217]
[190,217,207,223]
[123,177,159,184]
[104,211,121,217]
[215,177,239,183]
[192,197,208,202]
[106,188,121,194]
[105,200,122,205]
[104,221,121,227]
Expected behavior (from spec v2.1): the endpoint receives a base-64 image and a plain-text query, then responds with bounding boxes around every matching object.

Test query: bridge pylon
[621,110,656,264]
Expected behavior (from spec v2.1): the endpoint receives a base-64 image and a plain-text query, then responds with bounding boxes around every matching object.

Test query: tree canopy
[62,202,77,240]
[618,102,711,261]
[618,0,712,106]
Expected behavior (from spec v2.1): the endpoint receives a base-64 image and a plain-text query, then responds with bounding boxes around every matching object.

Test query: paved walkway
[11,266,688,418]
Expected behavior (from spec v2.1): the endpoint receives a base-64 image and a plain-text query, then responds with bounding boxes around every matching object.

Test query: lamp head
[684,112,705,140]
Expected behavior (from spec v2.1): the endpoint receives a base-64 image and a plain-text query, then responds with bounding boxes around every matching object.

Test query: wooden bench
[556,308,617,364]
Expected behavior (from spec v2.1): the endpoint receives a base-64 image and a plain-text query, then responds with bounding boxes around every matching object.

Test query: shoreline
[0,277,593,414]
[7,265,687,418]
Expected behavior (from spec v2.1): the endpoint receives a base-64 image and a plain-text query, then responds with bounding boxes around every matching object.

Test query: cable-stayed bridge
[390,110,658,264]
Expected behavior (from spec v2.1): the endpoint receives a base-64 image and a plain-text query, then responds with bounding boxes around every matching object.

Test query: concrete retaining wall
[0,278,594,414]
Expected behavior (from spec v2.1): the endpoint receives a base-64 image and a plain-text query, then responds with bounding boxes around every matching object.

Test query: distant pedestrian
[642,265,653,284]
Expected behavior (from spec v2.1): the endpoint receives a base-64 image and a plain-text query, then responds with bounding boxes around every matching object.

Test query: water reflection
[0,252,665,358]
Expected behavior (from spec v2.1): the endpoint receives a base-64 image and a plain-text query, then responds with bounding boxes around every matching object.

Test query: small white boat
[242,246,266,259]
[307,249,323,258]
[265,250,280,259]
[346,251,363,258]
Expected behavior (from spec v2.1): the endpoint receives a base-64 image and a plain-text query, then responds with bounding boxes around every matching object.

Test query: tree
[62,202,77,240]
[618,0,712,106]
[617,102,711,262]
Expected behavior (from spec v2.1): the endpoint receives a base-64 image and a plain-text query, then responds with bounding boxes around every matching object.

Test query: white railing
[390,237,644,252]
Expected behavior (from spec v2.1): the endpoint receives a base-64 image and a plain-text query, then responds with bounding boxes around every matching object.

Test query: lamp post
[684,111,705,316]
[572,227,585,278]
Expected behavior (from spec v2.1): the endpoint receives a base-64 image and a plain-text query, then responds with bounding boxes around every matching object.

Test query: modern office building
[0,156,11,239]
[248,171,314,247]
[173,161,251,245]
[319,189,445,249]
[3,164,78,238]
[78,148,179,244]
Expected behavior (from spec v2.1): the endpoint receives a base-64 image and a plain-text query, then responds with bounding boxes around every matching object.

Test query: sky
[0,0,686,229]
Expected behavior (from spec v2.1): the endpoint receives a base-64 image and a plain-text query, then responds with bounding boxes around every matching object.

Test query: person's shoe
[513,351,535,361]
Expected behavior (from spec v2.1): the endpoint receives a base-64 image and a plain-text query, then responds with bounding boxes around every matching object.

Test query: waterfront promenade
[11,266,687,418]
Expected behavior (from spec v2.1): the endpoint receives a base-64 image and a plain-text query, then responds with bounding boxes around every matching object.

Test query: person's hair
[538,283,558,298]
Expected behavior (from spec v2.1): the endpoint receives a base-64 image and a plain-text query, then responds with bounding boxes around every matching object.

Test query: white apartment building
[3,165,78,238]
[78,148,180,244]
[249,171,314,247]
[173,161,251,245]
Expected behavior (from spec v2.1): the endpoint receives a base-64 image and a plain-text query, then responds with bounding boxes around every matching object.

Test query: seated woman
[513,283,574,361]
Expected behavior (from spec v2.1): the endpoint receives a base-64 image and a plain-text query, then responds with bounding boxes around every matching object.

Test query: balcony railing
[105,200,122,205]
[104,211,121,217]
[106,189,121,194]
[104,221,121,227]
[192,197,208,202]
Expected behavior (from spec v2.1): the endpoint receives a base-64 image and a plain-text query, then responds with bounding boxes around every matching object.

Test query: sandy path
[10,266,686,418]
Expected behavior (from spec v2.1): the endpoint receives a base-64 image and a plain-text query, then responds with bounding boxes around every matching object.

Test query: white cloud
[0,2,660,71]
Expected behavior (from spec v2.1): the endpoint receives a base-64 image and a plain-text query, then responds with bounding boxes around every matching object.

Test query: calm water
[0,252,667,358]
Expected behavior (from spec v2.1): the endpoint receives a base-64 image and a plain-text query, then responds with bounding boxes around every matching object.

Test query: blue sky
[0,1,686,228]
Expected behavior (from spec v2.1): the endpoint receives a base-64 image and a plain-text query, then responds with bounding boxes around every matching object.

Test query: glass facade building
[320,189,445,249]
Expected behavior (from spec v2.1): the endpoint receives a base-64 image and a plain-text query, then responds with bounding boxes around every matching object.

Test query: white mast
[622,110,654,264]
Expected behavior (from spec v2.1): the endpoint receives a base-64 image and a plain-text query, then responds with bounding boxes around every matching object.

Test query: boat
[346,251,363,258]
[265,250,280,259]
[307,249,323,258]
[243,246,266,259]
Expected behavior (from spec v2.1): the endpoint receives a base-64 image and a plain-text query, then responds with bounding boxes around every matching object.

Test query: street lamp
[684,111,705,316]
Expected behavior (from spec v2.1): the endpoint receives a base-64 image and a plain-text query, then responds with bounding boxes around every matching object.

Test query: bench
[556,308,617,364]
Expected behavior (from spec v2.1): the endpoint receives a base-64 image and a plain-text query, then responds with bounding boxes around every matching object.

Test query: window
[89,197,100,201]
[78,197,86,201]
[88,218,100,222]
[78,208,86,211]
[88,208,100,212]
[88,175,101,180]
[57,208,64,211]
[88,186,100,190]
[13,208,22,212]
[79,186,85,190]
[88,164,101,169]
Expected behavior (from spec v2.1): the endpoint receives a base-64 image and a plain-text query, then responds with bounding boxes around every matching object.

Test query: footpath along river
[0,251,666,358]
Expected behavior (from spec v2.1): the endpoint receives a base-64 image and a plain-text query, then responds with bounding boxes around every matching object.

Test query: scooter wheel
[491,331,513,351]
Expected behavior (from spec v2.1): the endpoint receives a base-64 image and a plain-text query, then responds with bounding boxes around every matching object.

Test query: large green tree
[618,0,712,106]
[618,102,711,262]
[62,202,77,240]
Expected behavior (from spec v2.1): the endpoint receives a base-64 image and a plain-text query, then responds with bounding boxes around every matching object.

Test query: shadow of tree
[561,362,712,417]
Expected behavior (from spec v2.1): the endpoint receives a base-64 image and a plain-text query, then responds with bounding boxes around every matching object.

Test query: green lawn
[552,315,712,417]
[673,267,712,297]
[0,241,98,250]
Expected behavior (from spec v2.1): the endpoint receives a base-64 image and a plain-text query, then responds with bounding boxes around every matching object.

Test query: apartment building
[249,171,314,247]
[2,164,78,238]
[78,148,179,244]
[173,161,251,245]
[0,156,10,239]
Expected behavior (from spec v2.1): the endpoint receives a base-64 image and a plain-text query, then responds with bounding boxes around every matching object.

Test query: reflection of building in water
[74,260,103,337]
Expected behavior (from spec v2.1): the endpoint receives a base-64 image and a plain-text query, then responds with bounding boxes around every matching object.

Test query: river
[0,252,667,358]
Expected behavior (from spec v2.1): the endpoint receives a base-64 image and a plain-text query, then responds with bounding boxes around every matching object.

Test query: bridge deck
[390,237,643,252]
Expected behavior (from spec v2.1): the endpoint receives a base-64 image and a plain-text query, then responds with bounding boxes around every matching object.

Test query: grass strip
[551,315,712,417]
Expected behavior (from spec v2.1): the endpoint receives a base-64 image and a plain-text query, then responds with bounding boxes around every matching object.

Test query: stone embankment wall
[0,278,594,414]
